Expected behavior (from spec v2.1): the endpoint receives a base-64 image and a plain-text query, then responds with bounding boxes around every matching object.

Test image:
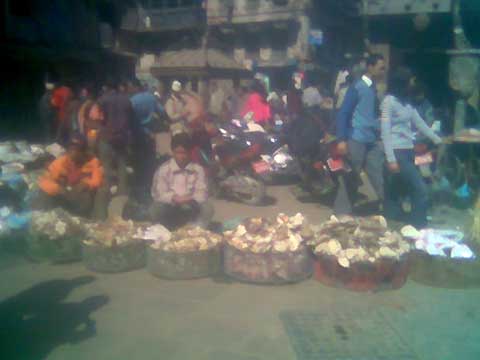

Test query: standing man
[51,83,73,145]
[97,81,134,199]
[334,54,387,215]
[38,82,56,143]
[165,80,186,124]
[130,80,162,202]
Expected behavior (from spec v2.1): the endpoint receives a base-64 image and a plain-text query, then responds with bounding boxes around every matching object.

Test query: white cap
[267,92,279,102]
[45,82,55,90]
[171,80,182,92]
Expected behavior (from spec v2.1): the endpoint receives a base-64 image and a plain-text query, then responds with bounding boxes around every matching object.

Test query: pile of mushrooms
[308,215,410,268]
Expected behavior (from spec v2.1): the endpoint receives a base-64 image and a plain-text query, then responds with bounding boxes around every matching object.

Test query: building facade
[123,0,314,91]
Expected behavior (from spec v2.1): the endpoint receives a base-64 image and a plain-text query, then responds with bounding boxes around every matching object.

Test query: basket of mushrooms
[25,208,85,263]
[308,215,411,291]
[223,213,314,285]
[142,225,223,280]
[82,217,148,273]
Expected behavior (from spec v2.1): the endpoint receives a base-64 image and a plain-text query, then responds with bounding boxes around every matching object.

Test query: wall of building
[207,0,311,24]
[363,0,451,15]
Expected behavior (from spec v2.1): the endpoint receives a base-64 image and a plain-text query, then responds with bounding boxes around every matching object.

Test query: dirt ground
[1,185,480,360]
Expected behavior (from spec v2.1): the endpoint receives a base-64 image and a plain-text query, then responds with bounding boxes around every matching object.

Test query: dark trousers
[132,135,156,202]
[334,140,385,215]
[149,201,214,230]
[384,149,429,229]
[97,140,128,195]
[31,190,94,218]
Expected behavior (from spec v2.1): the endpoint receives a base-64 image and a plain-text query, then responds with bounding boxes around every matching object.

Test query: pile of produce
[144,225,223,279]
[82,217,148,273]
[83,217,147,247]
[308,215,410,268]
[223,213,313,284]
[0,141,53,167]
[144,225,222,252]
[30,208,84,241]
[223,213,313,253]
[26,208,85,262]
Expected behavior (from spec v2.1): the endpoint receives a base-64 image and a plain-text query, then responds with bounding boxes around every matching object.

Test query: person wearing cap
[34,134,104,218]
[165,80,186,124]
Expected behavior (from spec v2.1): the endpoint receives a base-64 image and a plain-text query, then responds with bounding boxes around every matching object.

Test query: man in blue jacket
[130,80,163,202]
[334,54,386,214]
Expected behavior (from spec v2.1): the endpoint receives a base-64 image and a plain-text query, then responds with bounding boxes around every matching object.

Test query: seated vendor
[33,134,104,218]
[149,133,213,229]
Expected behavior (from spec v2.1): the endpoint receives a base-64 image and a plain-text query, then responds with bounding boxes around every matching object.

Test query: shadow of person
[0,276,109,360]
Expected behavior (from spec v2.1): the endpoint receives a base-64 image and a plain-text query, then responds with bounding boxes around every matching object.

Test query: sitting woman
[381,67,443,229]
[33,134,104,218]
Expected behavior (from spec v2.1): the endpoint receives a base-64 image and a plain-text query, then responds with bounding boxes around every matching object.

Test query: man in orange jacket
[33,134,104,218]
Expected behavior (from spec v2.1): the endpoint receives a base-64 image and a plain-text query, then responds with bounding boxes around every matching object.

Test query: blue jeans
[384,149,429,228]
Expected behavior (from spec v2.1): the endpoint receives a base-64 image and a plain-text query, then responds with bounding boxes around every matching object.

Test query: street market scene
[2,1,480,359]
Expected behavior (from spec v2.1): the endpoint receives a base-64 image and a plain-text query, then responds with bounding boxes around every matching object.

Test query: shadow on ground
[0,276,109,360]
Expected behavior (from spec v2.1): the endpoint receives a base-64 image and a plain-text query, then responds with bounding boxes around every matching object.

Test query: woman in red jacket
[240,80,271,125]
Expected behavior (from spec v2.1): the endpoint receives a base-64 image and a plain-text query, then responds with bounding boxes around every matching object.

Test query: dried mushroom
[308,215,411,264]
[223,213,311,254]
[84,217,147,247]
[148,225,222,252]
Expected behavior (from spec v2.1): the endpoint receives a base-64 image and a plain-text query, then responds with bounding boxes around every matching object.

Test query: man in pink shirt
[149,133,214,229]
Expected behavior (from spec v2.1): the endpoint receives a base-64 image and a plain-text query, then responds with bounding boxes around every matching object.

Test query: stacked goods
[26,208,85,263]
[223,213,314,284]
[0,141,61,210]
[144,225,223,279]
[0,141,53,169]
[308,215,411,291]
[82,217,148,273]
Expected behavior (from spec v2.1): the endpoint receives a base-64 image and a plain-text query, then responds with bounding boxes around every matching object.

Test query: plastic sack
[456,183,472,199]
[403,226,475,259]
[6,212,31,230]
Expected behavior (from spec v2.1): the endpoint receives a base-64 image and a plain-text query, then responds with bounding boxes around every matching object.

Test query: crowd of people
[34,53,444,230]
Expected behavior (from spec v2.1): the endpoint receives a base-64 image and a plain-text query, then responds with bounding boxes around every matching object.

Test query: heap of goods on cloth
[308,215,411,291]
[223,213,314,284]
[141,225,223,279]
[402,225,480,287]
[82,217,149,273]
[0,141,56,170]
[26,208,85,263]
[0,142,62,209]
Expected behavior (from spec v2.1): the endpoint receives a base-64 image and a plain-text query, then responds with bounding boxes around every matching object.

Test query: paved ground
[1,186,480,360]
